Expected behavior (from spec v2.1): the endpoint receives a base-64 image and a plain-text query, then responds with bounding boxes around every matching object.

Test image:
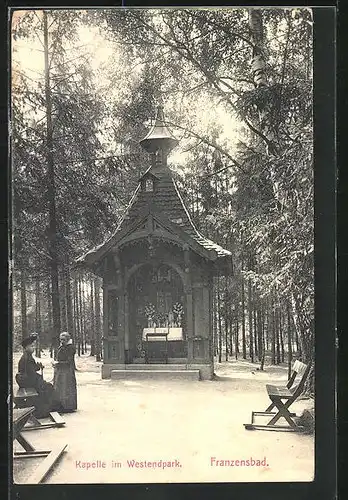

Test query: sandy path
[12,352,314,484]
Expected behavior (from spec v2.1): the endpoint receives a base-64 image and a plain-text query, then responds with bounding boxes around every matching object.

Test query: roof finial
[156,105,164,122]
[140,106,178,154]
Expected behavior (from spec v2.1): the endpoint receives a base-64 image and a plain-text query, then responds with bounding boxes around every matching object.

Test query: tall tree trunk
[78,276,84,355]
[287,301,293,379]
[271,295,276,365]
[234,302,239,359]
[241,276,246,359]
[249,9,277,155]
[35,278,42,357]
[60,268,67,331]
[259,308,266,371]
[44,10,61,359]
[295,328,301,358]
[264,308,269,353]
[225,316,229,362]
[224,277,229,361]
[228,312,233,357]
[74,277,81,356]
[253,291,258,359]
[212,284,217,356]
[65,262,74,341]
[291,293,313,363]
[191,180,195,219]
[20,269,28,342]
[275,306,281,364]
[90,277,96,356]
[94,277,102,361]
[249,10,267,89]
[257,304,264,365]
[279,307,285,362]
[248,278,254,362]
[81,278,87,353]
[217,277,222,363]
[46,279,53,357]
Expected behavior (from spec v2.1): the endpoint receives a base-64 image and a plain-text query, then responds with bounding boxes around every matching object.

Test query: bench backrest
[290,360,312,400]
[287,360,309,389]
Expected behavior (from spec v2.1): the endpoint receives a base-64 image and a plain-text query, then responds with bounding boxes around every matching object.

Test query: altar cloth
[142,327,183,341]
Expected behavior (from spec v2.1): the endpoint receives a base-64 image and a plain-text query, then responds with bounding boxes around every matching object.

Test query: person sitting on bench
[15,333,61,418]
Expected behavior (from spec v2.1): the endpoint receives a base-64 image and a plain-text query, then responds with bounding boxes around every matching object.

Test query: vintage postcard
[9,6,327,488]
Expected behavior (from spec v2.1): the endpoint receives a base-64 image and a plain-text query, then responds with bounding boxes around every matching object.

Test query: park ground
[12,351,314,484]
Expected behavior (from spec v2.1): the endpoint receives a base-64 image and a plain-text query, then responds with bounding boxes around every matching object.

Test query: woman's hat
[21,333,38,348]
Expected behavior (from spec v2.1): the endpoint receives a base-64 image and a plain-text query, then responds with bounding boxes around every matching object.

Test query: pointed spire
[140,106,178,154]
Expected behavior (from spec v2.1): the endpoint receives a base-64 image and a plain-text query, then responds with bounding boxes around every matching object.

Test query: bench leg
[267,399,298,428]
[29,414,41,426]
[26,445,67,484]
[49,412,65,426]
[14,451,51,459]
[22,412,65,431]
[244,423,301,432]
[252,410,296,420]
[15,432,35,453]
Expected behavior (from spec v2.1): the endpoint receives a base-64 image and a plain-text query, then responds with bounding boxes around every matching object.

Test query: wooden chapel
[77,106,232,380]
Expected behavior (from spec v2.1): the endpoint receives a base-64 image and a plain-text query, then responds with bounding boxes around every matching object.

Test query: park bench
[14,387,65,431]
[244,360,312,432]
[13,406,67,484]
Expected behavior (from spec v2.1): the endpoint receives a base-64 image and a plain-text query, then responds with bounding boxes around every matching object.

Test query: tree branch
[187,11,255,49]
[244,118,278,155]
[127,10,273,150]
[165,119,248,174]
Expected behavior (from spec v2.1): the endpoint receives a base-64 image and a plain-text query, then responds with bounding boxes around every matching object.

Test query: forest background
[10,8,314,387]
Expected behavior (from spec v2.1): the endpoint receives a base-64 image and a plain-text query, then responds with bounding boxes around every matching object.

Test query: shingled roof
[77,107,232,267]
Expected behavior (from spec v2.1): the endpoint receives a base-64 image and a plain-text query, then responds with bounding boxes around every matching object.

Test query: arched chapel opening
[127,262,186,362]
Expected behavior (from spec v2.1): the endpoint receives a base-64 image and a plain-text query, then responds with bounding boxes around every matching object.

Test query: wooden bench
[14,388,65,430]
[14,387,39,408]
[264,360,308,413]
[244,360,312,432]
[13,407,67,483]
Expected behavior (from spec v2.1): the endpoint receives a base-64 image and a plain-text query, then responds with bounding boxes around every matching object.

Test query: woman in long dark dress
[53,332,77,413]
[16,333,61,418]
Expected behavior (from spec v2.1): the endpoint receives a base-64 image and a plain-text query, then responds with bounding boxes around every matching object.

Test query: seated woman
[16,333,61,418]
[53,332,77,413]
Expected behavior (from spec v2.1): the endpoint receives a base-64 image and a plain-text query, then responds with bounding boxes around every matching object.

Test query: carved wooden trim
[124,260,187,290]
[147,214,154,233]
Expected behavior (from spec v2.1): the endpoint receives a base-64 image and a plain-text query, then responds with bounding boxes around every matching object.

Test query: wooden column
[186,288,193,362]
[102,255,112,362]
[203,287,210,332]
[113,252,121,285]
[183,245,193,363]
[191,281,211,361]
[208,273,214,363]
[203,286,210,361]
[124,292,129,351]
[102,280,108,360]
[117,272,125,363]
[101,252,126,364]
[115,251,125,363]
